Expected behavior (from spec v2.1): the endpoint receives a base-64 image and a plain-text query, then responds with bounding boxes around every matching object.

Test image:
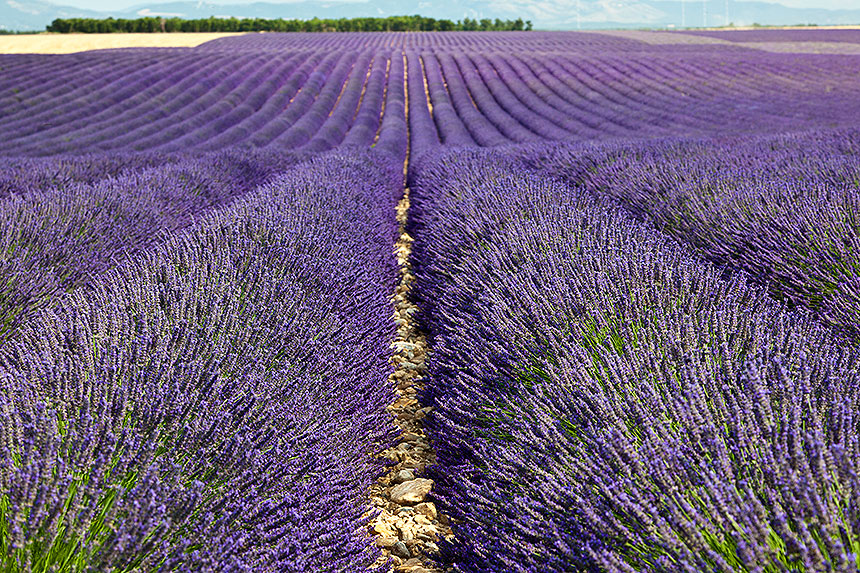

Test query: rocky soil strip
[368,188,454,573]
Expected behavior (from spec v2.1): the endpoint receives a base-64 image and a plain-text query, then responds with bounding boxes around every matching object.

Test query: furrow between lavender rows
[367,188,455,573]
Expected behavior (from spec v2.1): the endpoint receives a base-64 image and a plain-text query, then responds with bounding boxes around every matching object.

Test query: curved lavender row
[10,54,237,154]
[194,52,324,151]
[408,148,860,572]
[0,53,211,148]
[100,55,278,153]
[420,53,475,147]
[340,52,389,149]
[301,51,376,153]
[139,54,306,152]
[0,53,242,154]
[434,52,509,147]
[525,54,668,136]
[0,149,401,572]
[0,149,301,338]
[486,53,594,139]
[0,54,76,94]
[450,53,538,144]
[0,51,173,130]
[373,50,407,163]
[0,57,129,121]
[406,51,441,157]
[244,52,343,148]
[467,53,570,141]
[541,55,692,136]
[265,51,366,151]
[227,51,332,148]
[597,56,741,134]
[556,56,686,134]
[505,53,613,137]
[0,151,187,198]
[516,128,860,337]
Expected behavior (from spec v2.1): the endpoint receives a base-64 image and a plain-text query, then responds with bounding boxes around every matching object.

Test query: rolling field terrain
[1,29,860,572]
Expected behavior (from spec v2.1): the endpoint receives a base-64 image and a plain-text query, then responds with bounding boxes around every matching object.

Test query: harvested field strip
[0,32,245,54]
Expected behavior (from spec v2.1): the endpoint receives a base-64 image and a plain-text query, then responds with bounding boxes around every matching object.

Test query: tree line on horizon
[46,15,533,33]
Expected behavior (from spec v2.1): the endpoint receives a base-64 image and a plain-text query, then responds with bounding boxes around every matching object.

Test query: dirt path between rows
[367,187,454,573]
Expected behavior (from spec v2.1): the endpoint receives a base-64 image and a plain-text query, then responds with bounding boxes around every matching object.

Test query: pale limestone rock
[373,521,397,538]
[415,502,437,520]
[390,478,433,504]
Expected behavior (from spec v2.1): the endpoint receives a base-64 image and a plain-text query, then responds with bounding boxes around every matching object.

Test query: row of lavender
[517,128,860,338]
[0,149,403,571]
[409,147,860,572]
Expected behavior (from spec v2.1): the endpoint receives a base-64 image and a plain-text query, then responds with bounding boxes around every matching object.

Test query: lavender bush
[517,128,860,337]
[0,150,402,571]
[0,149,306,339]
[409,148,860,572]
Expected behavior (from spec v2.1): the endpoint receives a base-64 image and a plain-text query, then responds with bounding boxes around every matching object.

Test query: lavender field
[1,29,860,572]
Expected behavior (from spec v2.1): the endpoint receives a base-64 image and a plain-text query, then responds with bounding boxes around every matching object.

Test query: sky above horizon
[59,0,860,12]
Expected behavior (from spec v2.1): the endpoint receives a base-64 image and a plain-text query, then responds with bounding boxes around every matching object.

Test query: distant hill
[3,0,860,32]
[1,0,101,31]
